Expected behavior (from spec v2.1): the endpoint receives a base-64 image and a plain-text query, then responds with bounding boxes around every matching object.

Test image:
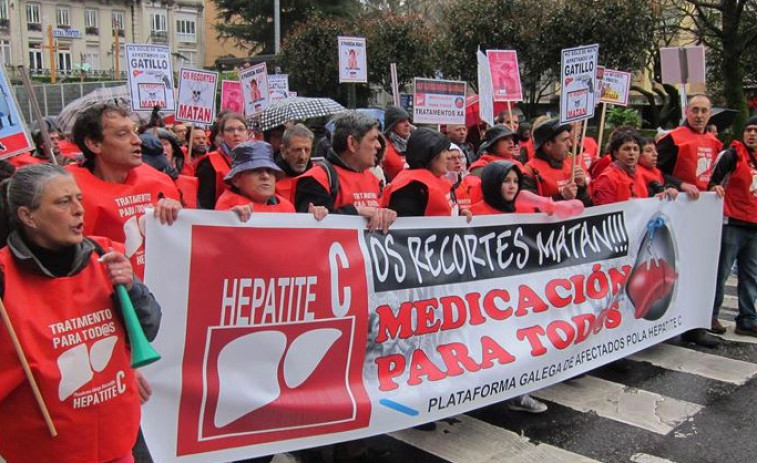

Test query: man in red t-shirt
[68,103,182,280]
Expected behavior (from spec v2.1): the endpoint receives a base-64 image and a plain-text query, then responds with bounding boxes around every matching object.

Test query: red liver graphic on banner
[176,226,371,455]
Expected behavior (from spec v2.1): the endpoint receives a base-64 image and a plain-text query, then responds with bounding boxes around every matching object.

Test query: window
[175,49,196,69]
[85,9,98,28]
[57,49,72,74]
[176,19,196,43]
[83,45,100,71]
[112,11,125,31]
[26,3,41,24]
[56,7,70,27]
[29,44,43,72]
[0,40,10,67]
[0,0,9,21]
[151,13,167,32]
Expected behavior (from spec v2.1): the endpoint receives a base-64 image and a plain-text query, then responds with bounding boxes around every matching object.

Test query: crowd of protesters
[1,91,756,463]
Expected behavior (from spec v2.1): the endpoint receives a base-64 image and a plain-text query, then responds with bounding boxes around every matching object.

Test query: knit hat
[384,105,411,134]
[533,118,572,151]
[406,128,452,169]
[480,161,523,212]
[745,116,757,129]
[139,133,176,179]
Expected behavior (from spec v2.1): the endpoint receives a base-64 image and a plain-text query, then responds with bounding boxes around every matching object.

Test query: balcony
[86,26,99,36]
[28,22,42,32]
[177,32,196,43]
[151,31,168,43]
[112,28,125,37]
[0,19,9,31]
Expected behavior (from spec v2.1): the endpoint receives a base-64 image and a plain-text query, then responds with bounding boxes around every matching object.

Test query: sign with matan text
[176,68,218,125]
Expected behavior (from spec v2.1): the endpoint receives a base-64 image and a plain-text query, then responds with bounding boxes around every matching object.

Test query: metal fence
[11,80,128,122]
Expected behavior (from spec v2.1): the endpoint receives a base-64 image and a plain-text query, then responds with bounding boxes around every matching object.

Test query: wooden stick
[0,297,57,437]
[569,122,578,183]
[596,102,608,159]
[507,101,515,131]
[187,125,195,161]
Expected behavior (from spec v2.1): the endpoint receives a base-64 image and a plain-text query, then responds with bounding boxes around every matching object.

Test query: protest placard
[240,63,270,117]
[175,68,218,125]
[142,195,721,462]
[487,50,522,102]
[560,44,599,124]
[413,78,466,125]
[220,81,244,114]
[0,66,32,160]
[477,51,495,127]
[268,74,290,103]
[125,44,175,111]
[600,69,633,106]
[660,46,706,85]
[338,36,368,83]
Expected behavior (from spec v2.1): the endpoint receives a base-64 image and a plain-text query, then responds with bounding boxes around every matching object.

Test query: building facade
[0,0,204,80]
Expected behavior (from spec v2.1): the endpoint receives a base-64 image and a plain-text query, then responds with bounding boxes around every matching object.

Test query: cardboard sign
[600,69,633,106]
[660,46,706,85]
[487,50,522,102]
[413,78,466,125]
[476,50,495,127]
[125,44,175,111]
[560,44,599,124]
[240,63,270,117]
[268,74,290,103]
[176,68,218,125]
[0,66,33,159]
[220,80,244,114]
[338,36,368,83]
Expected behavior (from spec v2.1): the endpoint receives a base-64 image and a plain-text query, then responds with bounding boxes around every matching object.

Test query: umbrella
[708,107,740,133]
[465,95,522,127]
[257,97,345,132]
[56,85,175,133]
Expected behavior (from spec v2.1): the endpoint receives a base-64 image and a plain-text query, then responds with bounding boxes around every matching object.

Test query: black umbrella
[708,107,739,133]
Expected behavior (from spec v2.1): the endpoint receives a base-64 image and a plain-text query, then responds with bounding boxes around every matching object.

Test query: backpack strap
[314,159,339,203]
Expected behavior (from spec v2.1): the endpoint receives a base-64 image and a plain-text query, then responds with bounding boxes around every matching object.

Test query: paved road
[273,276,757,463]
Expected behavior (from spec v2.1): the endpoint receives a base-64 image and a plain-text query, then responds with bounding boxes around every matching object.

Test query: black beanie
[406,128,451,169]
[745,116,757,129]
[384,105,410,134]
[480,160,523,212]
[139,133,177,179]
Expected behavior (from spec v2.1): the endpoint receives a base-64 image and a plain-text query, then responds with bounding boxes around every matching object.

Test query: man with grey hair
[294,111,396,233]
[276,123,314,202]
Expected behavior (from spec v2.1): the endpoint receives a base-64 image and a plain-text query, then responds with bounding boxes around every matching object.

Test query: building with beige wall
[0,0,204,80]
[202,0,248,69]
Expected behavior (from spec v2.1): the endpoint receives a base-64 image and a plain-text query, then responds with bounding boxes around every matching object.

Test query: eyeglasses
[224,126,247,133]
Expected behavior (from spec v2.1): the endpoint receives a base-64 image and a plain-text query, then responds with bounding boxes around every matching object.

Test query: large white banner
[143,196,722,462]
[125,44,175,112]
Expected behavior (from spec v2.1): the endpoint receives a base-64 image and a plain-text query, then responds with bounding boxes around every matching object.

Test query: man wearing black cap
[709,116,757,339]
[469,125,520,177]
[522,119,592,206]
[381,104,412,181]
[382,127,458,217]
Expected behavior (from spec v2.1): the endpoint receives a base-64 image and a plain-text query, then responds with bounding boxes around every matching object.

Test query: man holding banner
[522,119,592,207]
[294,111,396,233]
[656,94,722,347]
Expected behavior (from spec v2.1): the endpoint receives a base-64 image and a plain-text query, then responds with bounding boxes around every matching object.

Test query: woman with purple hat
[216,141,327,222]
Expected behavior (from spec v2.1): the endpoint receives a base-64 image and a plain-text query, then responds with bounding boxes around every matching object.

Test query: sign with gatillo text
[142,196,721,462]
[125,44,175,111]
